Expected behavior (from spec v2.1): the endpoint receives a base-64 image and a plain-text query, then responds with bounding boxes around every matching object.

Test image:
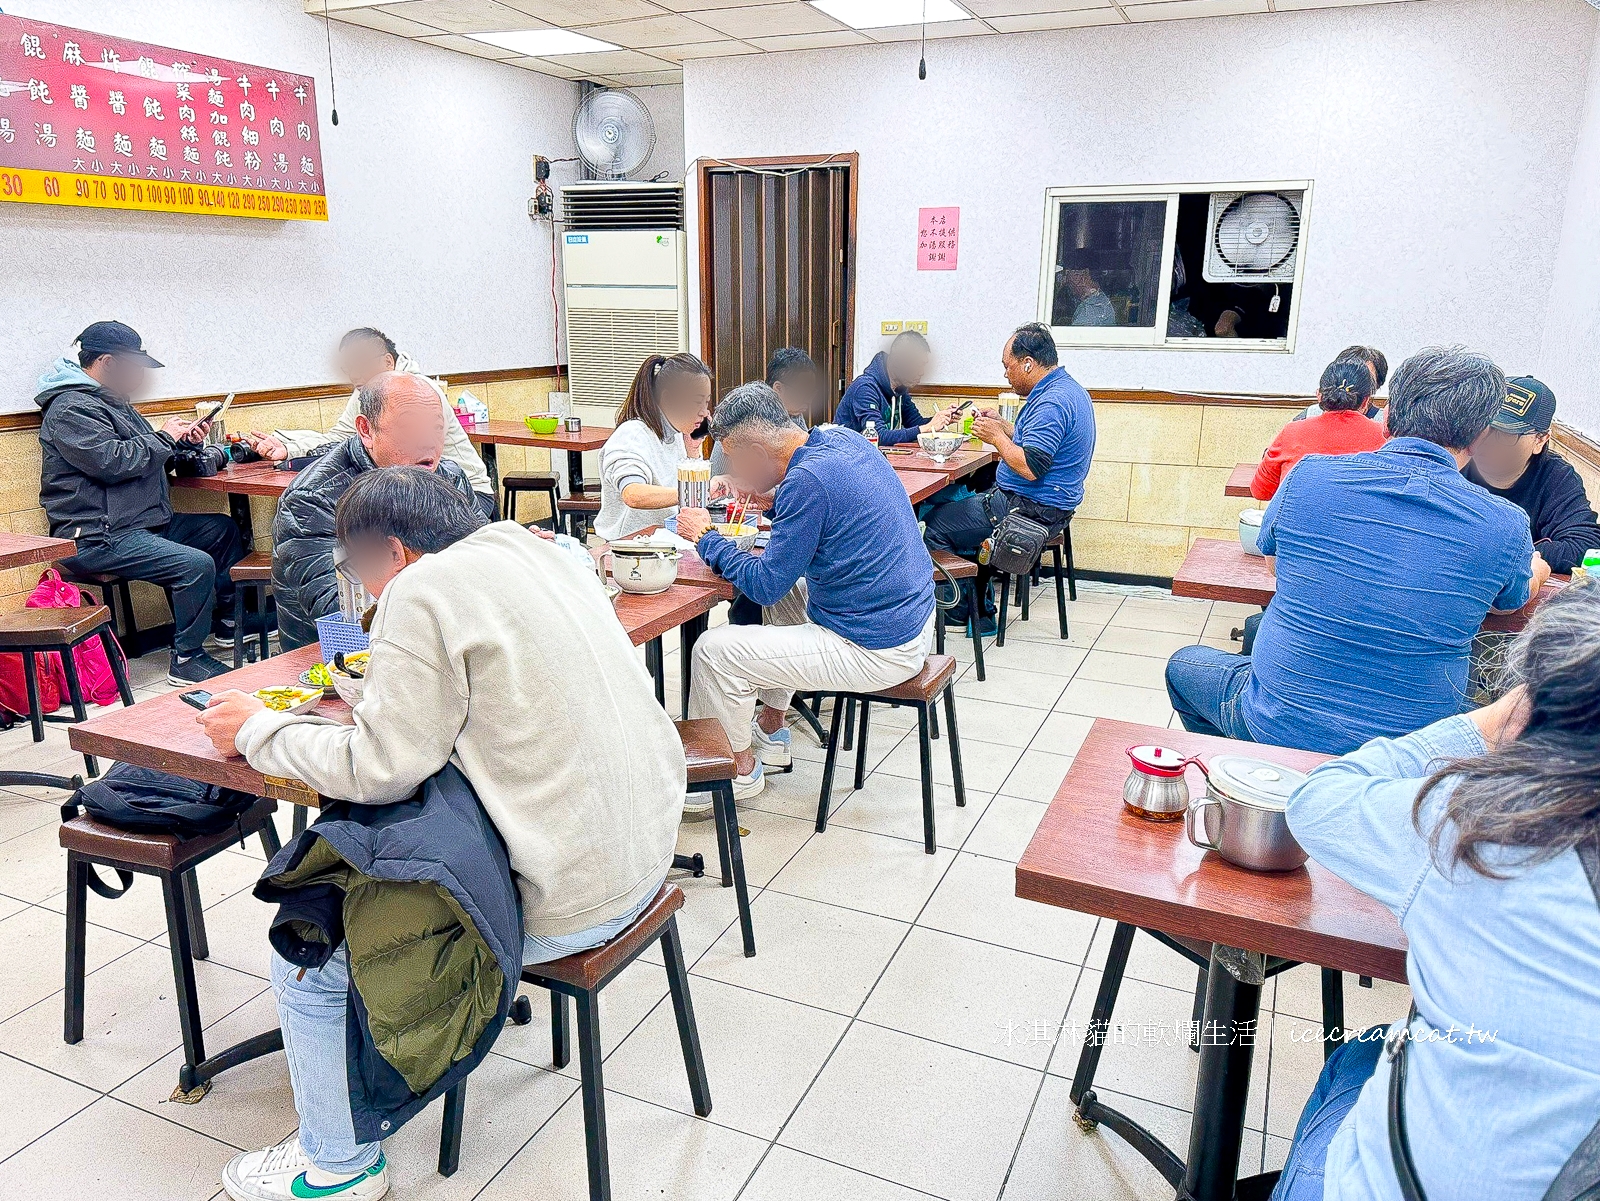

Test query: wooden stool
[60,797,282,1098]
[0,605,134,777]
[558,485,602,541]
[227,552,274,668]
[932,550,987,682]
[437,883,711,1198]
[675,718,754,957]
[816,655,966,854]
[502,471,561,530]
[57,569,164,655]
[998,529,1071,647]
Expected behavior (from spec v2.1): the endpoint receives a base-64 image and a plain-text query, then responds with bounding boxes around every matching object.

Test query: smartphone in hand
[180,690,213,710]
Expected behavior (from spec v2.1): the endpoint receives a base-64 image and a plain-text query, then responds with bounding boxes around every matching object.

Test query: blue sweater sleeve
[835,381,874,433]
[1285,715,1484,916]
[700,473,827,607]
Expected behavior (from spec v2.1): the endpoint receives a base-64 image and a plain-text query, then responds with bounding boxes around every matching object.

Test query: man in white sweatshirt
[198,467,685,1201]
[235,327,495,518]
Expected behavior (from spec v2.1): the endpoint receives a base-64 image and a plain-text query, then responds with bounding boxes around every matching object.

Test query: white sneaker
[750,719,792,768]
[681,795,716,823]
[221,1135,389,1201]
[733,760,765,801]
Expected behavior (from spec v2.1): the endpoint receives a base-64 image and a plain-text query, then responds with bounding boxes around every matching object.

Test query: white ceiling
[307,0,1425,86]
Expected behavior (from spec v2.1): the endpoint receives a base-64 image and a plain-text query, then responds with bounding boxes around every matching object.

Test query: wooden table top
[1225,462,1255,497]
[465,420,613,452]
[1016,718,1407,982]
[0,532,75,571]
[898,470,949,504]
[1171,537,1566,633]
[170,462,299,497]
[882,445,996,482]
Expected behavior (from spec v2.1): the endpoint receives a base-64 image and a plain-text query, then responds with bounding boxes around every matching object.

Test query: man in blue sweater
[678,383,936,799]
[835,330,932,446]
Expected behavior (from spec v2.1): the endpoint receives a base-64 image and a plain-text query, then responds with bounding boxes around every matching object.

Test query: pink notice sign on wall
[917,206,959,271]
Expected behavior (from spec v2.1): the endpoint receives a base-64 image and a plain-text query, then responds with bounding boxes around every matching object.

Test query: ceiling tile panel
[324,7,449,36]
[372,0,548,34]
[987,9,1126,30]
[748,29,873,49]
[649,40,765,60]
[497,0,664,21]
[539,48,681,71]
[1124,0,1269,20]
[578,13,729,47]
[963,0,1114,15]
[687,2,850,39]
[863,18,996,41]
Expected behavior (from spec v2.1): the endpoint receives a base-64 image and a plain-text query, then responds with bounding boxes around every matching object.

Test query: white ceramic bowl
[328,667,366,707]
[1239,509,1265,557]
[611,544,680,594]
[918,431,965,462]
[713,523,759,551]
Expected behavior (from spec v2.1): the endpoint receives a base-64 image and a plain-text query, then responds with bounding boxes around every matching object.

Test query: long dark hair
[1416,585,1600,877]
[617,352,710,438]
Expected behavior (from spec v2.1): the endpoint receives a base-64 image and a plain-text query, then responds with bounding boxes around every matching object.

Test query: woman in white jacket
[596,351,714,541]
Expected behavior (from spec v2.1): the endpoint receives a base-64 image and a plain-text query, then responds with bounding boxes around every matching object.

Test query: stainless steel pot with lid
[1185,754,1310,872]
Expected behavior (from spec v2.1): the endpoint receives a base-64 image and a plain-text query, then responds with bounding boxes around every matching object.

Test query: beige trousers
[688,581,935,753]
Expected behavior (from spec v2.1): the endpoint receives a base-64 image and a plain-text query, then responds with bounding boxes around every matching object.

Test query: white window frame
[1036,179,1313,353]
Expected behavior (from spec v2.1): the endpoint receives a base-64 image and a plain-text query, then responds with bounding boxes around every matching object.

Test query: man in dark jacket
[835,330,932,446]
[1464,376,1600,574]
[37,321,242,685]
[271,371,472,649]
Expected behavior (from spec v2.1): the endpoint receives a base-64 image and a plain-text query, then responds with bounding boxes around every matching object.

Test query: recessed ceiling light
[808,0,970,29]
[468,29,620,56]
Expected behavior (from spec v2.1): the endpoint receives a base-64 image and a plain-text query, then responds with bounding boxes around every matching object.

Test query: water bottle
[865,420,879,448]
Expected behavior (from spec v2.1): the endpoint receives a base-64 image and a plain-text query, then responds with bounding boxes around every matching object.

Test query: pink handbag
[25,569,127,707]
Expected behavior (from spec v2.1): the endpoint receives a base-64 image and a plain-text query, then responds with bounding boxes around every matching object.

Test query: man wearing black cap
[1464,376,1600,574]
[36,321,242,684]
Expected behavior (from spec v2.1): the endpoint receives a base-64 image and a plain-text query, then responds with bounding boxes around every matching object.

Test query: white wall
[632,84,685,183]
[1539,15,1600,437]
[1,0,578,411]
[684,0,1598,409]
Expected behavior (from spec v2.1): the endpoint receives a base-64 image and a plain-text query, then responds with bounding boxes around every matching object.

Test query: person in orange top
[1251,358,1388,502]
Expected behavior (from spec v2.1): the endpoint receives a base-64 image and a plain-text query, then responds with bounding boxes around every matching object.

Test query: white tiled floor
[0,583,1411,1199]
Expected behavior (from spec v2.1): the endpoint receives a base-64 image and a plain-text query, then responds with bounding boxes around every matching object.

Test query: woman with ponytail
[597,352,714,541]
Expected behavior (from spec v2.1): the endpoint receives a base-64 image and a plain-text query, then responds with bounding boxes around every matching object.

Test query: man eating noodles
[199,468,684,1201]
[678,382,936,800]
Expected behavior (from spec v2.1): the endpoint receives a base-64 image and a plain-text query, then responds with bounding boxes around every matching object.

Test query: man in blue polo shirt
[1165,346,1547,756]
[921,323,1095,628]
[836,330,933,446]
[678,383,936,800]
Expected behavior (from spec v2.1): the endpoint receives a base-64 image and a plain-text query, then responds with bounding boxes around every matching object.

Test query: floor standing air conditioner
[560,182,688,433]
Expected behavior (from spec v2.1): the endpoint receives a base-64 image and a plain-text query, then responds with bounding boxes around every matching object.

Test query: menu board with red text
[0,14,327,221]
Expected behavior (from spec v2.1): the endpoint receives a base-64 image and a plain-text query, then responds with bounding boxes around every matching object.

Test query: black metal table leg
[680,614,708,719]
[228,493,255,551]
[645,637,665,708]
[567,448,586,495]
[1180,945,1266,1201]
[480,442,500,498]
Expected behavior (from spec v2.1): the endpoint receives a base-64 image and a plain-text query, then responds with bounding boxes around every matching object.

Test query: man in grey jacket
[201,468,684,1201]
[271,372,474,650]
[36,321,242,685]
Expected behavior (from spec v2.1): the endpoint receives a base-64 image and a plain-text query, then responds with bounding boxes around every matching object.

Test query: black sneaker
[210,620,237,648]
[168,651,232,686]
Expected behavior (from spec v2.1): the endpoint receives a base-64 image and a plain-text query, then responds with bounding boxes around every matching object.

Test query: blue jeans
[271,879,666,1174]
[1164,645,1257,741]
[1270,1028,1388,1201]
[61,512,242,655]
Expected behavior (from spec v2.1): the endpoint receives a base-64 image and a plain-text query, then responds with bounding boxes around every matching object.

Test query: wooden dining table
[464,420,613,498]
[1172,537,1567,633]
[170,461,300,547]
[1224,462,1255,498]
[882,444,996,484]
[1017,718,1405,1201]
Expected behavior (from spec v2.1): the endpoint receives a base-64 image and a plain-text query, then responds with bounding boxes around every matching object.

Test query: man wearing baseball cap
[1465,376,1600,574]
[36,321,243,685]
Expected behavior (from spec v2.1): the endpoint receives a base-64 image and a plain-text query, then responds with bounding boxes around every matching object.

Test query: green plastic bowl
[524,414,560,435]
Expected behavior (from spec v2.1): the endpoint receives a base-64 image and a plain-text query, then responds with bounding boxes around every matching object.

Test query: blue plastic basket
[316,614,370,662]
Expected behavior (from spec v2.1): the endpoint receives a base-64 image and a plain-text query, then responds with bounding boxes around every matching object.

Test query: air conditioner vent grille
[566,309,686,410]
[562,183,684,230]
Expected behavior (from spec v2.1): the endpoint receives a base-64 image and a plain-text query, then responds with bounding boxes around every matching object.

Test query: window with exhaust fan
[1038,182,1311,351]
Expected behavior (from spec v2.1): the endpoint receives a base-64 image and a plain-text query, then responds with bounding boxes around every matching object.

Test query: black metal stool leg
[852,700,871,789]
[292,806,307,837]
[549,990,571,1069]
[661,915,712,1117]
[969,582,987,682]
[256,584,271,664]
[162,871,207,1092]
[816,694,845,832]
[63,853,88,1044]
[715,782,755,957]
[996,575,1011,647]
[841,697,856,752]
[99,628,135,706]
[59,651,97,777]
[574,990,611,1201]
[1071,921,1135,1110]
[1053,543,1069,639]
[182,870,209,961]
[438,1080,466,1176]
[916,703,936,854]
[232,579,247,669]
[21,650,43,742]
[944,687,966,809]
